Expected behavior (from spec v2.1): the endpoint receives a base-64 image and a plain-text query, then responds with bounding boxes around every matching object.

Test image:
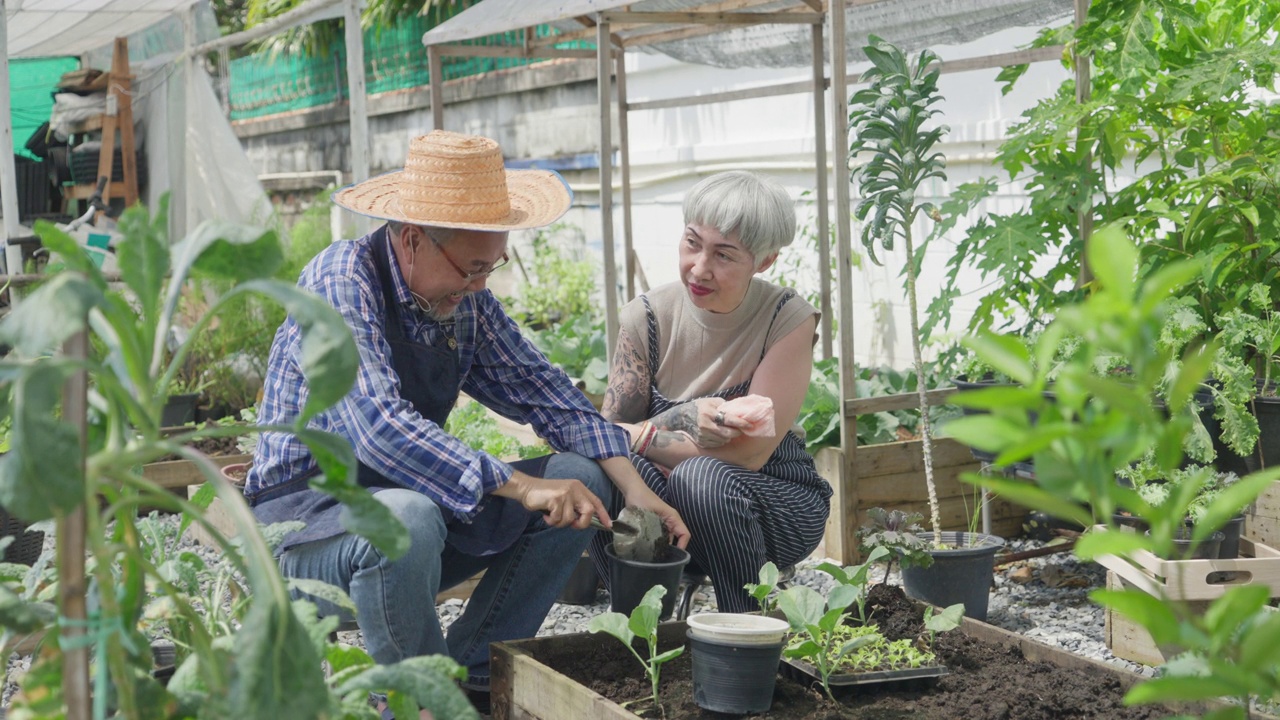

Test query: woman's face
[678,223,770,313]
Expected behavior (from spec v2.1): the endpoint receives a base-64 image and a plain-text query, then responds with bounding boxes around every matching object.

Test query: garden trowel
[609,507,670,563]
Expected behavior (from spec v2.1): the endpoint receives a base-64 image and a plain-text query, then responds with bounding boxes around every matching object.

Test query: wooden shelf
[62,181,128,200]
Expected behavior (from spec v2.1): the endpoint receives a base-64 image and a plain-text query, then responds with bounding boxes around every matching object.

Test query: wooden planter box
[143,453,252,490]
[490,613,1231,720]
[816,439,1026,564]
[1096,527,1280,665]
[1247,479,1280,548]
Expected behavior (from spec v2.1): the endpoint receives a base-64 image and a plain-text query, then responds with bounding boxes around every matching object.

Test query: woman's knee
[666,457,736,512]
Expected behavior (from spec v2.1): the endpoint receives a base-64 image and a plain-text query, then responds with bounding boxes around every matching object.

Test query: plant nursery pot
[161,392,200,427]
[1252,391,1280,472]
[1112,510,1149,534]
[901,531,1006,621]
[556,553,599,605]
[951,375,1009,464]
[219,462,250,488]
[604,542,690,620]
[1146,529,1225,560]
[686,631,783,714]
[686,612,789,646]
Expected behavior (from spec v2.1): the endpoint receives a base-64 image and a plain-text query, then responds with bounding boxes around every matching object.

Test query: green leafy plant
[0,197,474,718]
[524,312,609,396]
[785,623,937,674]
[948,225,1280,715]
[444,400,548,460]
[776,583,868,701]
[588,585,684,711]
[848,36,950,546]
[921,603,965,651]
[745,560,783,616]
[514,223,597,330]
[815,546,890,625]
[858,507,934,582]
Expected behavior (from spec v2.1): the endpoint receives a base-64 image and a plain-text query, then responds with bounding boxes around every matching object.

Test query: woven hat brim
[332,168,573,231]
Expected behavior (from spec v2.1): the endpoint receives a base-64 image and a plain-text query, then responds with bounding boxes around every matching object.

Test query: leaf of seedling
[588,612,635,646]
[834,635,880,663]
[628,585,665,637]
[828,584,859,612]
[816,561,850,585]
[818,607,845,633]
[778,586,825,629]
[785,639,821,659]
[923,604,965,634]
[758,561,779,588]
[652,647,685,664]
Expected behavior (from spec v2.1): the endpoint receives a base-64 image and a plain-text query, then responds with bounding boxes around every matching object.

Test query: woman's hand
[654,397,746,449]
[624,487,691,549]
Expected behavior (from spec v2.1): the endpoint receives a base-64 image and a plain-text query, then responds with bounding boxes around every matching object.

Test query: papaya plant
[848,36,949,546]
[0,197,475,719]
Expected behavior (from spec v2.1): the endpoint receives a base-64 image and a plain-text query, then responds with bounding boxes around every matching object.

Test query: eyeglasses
[427,234,509,283]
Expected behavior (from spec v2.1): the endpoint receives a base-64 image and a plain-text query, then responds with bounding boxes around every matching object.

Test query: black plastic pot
[1147,529,1225,560]
[557,553,600,605]
[1112,510,1149,534]
[1207,514,1245,560]
[161,393,199,427]
[951,375,1009,464]
[901,532,1006,621]
[604,543,690,620]
[687,632,782,714]
[1253,391,1280,471]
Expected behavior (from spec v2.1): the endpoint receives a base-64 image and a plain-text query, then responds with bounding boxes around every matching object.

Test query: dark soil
[530,584,1168,719]
[154,435,243,462]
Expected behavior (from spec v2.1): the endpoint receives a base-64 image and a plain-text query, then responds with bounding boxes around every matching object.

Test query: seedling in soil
[858,507,934,583]
[588,585,683,712]
[777,584,863,701]
[922,603,965,650]
[745,560,782,615]
[816,545,890,624]
[787,624,938,672]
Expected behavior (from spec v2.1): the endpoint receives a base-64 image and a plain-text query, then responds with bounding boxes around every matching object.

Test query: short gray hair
[387,221,455,245]
[682,171,796,257]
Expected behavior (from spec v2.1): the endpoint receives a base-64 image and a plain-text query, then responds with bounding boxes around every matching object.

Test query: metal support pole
[1074,0,1093,287]
[0,0,27,287]
[597,19,619,358]
[344,0,370,235]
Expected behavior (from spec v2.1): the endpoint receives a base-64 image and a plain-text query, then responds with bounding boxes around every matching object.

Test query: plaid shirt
[245,226,629,520]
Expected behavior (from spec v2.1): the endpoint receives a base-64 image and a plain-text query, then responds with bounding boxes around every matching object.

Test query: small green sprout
[745,561,781,615]
[921,603,965,649]
[777,585,863,701]
[816,545,890,624]
[588,585,683,710]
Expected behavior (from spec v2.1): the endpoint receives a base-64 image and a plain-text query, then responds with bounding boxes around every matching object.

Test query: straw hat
[332,130,572,231]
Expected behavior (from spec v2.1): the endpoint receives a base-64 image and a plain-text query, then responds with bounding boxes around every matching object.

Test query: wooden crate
[1246,479,1280,548]
[1093,527,1280,601]
[144,454,251,490]
[1104,572,1213,666]
[491,609,1243,719]
[819,439,1025,564]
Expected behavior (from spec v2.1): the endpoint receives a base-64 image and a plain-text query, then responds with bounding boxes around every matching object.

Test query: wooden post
[617,50,636,302]
[60,328,90,720]
[597,19,620,359]
[429,45,444,130]
[1074,0,1093,287]
[812,22,832,360]
[830,0,859,565]
[115,38,138,207]
[344,0,369,235]
[0,0,27,286]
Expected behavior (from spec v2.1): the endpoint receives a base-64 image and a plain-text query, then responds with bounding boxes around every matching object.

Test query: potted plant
[0,198,479,718]
[848,36,1005,619]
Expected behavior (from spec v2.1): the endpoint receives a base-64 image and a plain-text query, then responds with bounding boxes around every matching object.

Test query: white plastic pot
[686,613,789,646]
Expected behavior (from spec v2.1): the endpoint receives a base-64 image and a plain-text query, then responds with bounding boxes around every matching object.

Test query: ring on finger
[713,410,726,426]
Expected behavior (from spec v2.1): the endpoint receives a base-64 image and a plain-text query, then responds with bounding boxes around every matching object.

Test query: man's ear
[756,252,779,273]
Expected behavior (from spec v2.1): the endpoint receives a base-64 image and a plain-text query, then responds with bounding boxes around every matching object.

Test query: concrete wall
[231,26,1070,368]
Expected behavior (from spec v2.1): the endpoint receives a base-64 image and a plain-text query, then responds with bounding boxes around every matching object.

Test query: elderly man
[244,130,689,714]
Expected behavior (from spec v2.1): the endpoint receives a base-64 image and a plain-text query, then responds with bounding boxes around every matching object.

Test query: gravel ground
[5,521,1150,710]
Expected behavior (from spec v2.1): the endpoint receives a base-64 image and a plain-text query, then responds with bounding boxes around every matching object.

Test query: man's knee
[375,488,447,551]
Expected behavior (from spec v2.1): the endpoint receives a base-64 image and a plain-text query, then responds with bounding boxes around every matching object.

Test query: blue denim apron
[248,227,537,554]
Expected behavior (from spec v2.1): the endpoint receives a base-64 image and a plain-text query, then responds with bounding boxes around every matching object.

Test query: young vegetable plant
[777,584,863,701]
[921,603,965,650]
[745,560,782,615]
[858,507,933,583]
[816,545,890,624]
[588,585,684,711]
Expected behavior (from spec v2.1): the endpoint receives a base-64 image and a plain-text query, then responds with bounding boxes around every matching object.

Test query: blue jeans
[276,452,612,688]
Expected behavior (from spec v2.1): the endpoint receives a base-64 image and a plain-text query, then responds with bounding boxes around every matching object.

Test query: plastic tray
[779,656,949,688]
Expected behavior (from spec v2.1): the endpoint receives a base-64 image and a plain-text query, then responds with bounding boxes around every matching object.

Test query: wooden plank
[431,44,603,59]
[815,446,854,564]
[856,463,982,503]
[142,454,251,489]
[599,10,821,25]
[1104,571,1212,667]
[852,496,1023,534]
[938,46,1065,76]
[845,388,957,416]
[1093,528,1280,600]
[856,437,978,478]
[617,1,816,46]
[625,79,820,112]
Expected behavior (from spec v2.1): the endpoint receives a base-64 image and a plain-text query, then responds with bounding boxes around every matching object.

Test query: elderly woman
[594,170,832,612]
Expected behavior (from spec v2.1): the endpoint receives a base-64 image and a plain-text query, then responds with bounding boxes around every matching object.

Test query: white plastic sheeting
[7,0,213,59]
[423,0,1073,68]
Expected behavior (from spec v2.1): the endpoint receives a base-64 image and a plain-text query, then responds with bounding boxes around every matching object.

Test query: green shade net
[11,57,79,159]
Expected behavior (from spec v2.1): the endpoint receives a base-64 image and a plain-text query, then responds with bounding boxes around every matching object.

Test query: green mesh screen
[229,21,591,121]
[11,57,79,159]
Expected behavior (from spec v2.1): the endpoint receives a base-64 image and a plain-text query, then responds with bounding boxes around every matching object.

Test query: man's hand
[495,470,609,530]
